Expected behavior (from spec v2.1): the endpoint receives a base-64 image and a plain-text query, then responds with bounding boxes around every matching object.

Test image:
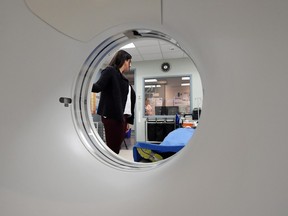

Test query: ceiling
[106,38,188,63]
[105,38,188,85]
[122,39,187,62]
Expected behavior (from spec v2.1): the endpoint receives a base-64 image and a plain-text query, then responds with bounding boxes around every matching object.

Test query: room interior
[90,38,203,162]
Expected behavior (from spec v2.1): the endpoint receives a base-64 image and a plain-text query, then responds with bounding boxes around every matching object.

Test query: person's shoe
[137,148,163,162]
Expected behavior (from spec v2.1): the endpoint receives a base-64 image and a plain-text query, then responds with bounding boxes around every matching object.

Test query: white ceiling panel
[142,53,163,61]
[134,39,160,47]
[163,51,186,59]
[109,39,188,63]
[137,46,162,54]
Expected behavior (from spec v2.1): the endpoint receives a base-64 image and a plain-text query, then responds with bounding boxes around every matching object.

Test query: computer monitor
[192,108,201,120]
[155,106,179,115]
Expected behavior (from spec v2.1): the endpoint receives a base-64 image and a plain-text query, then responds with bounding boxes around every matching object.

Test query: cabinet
[145,117,175,142]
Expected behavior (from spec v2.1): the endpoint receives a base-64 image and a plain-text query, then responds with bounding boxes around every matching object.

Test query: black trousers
[101,116,127,154]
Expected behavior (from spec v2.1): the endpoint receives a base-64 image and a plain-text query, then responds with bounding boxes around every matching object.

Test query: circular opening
[72,29,203,171]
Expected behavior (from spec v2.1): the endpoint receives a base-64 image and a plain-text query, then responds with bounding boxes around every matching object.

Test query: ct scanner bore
[72,29,201,170]
[2,1,288,215]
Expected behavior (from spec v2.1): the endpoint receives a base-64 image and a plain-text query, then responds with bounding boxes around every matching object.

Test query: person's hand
[126,124,130,132]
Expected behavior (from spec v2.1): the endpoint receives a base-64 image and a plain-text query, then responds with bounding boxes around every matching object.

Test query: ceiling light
[181,83,190,86]
[145,79,157,83]
[145,85,155,88]
[181,76,190,80]
[145,85,161,88]
[120,43,135,49]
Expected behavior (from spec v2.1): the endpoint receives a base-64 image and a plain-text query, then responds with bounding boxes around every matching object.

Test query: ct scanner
[1,0,288,215]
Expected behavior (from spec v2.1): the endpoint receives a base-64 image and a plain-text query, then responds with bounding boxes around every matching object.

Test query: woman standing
[92,50,136,154]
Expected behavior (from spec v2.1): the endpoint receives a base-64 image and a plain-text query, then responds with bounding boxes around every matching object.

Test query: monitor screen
[155,106,179,115]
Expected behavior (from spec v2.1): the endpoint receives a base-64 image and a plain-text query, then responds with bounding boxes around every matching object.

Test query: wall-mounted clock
[161,62,170,72]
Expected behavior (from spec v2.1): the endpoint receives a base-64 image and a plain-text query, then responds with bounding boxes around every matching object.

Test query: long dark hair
[109,50,132,69]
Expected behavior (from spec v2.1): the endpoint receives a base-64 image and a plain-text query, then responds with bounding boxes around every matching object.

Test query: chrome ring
[72,29,187,171]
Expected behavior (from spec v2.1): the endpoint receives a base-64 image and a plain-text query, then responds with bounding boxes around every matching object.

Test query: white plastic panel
[0,0,288,215]
[25,0,162,41]
[162,1,288,215]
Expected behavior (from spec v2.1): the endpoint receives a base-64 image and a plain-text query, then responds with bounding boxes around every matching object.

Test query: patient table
[133,128,195,162]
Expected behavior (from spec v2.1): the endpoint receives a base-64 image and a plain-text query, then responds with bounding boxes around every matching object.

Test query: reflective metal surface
[72,29,190,170]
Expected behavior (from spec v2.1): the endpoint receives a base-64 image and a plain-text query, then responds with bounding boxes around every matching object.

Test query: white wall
[1,1,288,216]
[133,58,202,141]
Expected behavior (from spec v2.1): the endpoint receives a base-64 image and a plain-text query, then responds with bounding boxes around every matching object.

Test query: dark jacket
[92,66,136,124]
